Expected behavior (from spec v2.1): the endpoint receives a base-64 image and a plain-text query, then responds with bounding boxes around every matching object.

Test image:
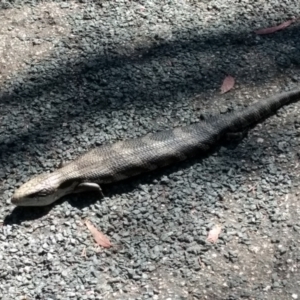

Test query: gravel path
[1,1,300,299]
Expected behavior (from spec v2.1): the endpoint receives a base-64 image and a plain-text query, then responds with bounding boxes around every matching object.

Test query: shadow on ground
[0,21,299,167]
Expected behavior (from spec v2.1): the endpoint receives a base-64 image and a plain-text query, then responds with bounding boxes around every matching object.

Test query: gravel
[1,0,300,299]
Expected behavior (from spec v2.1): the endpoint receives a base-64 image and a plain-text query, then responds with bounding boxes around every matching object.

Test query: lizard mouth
[11,194,57,206]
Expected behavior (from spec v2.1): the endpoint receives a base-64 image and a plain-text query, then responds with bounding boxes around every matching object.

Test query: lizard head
[11,172,77,206]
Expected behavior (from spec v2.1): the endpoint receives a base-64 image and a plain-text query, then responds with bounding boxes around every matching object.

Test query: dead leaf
[81,246,87,257]
[85,220,112,248]
[206,224,222,243]
[255,19,294,35]
[220,75,235,94]
[198,257,205,268]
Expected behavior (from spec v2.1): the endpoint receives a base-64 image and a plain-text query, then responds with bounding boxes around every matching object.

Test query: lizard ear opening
[59,179,76,189]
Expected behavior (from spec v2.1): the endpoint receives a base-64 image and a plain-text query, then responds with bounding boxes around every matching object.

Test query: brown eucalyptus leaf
[255,19,294,35]
[207,224,222,243]
[85,220,112,248]
[220,75,235,94]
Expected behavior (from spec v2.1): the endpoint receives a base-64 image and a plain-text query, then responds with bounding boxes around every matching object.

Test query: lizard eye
[27,191,49,198]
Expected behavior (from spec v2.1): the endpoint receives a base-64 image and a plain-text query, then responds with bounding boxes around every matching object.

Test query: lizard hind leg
[225,130,249,142]
[223,130,249,150]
